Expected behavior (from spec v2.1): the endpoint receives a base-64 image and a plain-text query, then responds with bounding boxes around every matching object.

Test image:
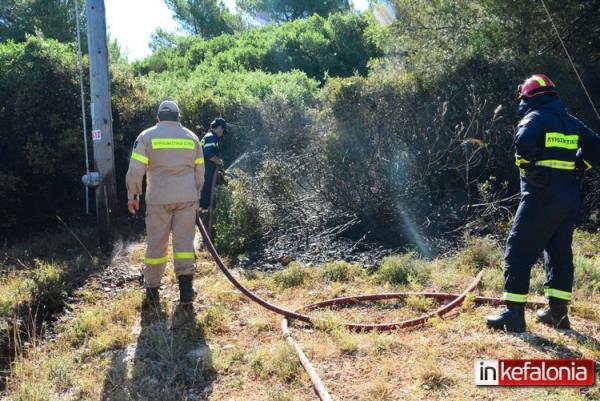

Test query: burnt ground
[241,232,393,272]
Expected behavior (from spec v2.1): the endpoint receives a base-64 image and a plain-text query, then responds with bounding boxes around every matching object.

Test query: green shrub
[202,303,231,334]
[312,310,344,333]
[405,294,434,312]
[214,177,263,256]
[0,274,25,318]
[0,38,82,238]
[0,37,153,239]
[71,310,105,342]
[249,342,302,382]
[454,237,503,269]
[333,328,359,355]
[481,266,504,294]
[135,13,382,82]
[0,300,11,318]
[321,261,365,282]
[12,382,53,401]
[574,256,600,296]
[272,262,313,289]
[375,253,429,286]
[26,259,66,315]
[369,333,396,355]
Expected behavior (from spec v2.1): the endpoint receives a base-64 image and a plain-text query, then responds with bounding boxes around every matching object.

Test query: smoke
[390,151,431,257]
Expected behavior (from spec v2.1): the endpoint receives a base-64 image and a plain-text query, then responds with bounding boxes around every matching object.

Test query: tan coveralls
[126,121,205,288]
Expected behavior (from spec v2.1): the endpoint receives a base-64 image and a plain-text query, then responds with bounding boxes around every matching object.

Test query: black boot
[143,287,160,307]
[486,301,526,333]
[178,275,196,303]
[536,298,570,329]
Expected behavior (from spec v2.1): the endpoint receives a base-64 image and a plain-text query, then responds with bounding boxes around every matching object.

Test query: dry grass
[2,230,599,401]
[202,303,232,334]
[249,342,303,382]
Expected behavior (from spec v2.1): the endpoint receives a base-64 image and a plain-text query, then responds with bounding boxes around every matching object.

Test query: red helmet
[517,74,558,100]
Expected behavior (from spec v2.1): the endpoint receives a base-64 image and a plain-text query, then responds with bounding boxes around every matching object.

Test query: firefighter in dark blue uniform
[486,74,600,332]
[199,118,226,223]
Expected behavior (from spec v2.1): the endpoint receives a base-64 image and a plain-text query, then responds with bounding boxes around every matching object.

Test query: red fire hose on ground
[196,170,543,400]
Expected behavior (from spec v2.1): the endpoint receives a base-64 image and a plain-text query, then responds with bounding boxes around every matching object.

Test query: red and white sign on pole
[474,359,595,386]
[92,129,102,141]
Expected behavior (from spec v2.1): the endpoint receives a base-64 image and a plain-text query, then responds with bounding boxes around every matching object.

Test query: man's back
[127,121,204,205]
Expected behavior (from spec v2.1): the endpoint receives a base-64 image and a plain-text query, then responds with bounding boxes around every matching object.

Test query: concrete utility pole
[85,0,119,248]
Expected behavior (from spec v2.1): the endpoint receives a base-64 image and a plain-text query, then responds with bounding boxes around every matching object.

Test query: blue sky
[105,0,370,61]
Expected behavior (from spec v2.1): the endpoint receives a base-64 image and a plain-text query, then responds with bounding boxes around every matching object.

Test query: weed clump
[312,310,344,332]
[375,253,429,286]
[250,342,302,382]
[203,303,232,334]
[453,236,502,269]
[419,365,454,390]
[25,259,66,315]
[405,294,434,312]
[272,262,313,289]
[369,333,397,355]
[574,256,600,295]
[265,388,299,401]
[321,261,365,283]
[332,328,359,355]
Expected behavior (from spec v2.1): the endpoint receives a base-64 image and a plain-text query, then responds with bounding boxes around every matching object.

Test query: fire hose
[196,169,544,400]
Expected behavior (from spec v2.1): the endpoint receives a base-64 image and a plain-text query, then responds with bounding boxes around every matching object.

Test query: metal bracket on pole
[81,172,102,188]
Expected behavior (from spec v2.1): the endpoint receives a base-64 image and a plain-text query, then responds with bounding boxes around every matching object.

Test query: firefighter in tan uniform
[126,100,204,305]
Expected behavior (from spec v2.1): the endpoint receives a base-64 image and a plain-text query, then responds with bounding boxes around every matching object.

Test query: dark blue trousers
[503,175,579,302]
[200,163,217,209]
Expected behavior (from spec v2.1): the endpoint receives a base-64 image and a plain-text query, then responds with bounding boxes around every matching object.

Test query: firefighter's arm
[194,141,205,198]
[202,135,222,166]
[576,118,600,170]
[575,149,592,172]
[513,113,543,171]
[201,136,220,164]
[125,134,148,214]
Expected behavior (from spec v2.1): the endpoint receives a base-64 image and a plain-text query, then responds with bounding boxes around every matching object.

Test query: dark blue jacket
[514,95,600,191]
[200,129,222,188]
[200,130,221,160]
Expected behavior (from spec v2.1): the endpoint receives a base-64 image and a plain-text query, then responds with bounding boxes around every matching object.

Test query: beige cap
[158,100,180,114]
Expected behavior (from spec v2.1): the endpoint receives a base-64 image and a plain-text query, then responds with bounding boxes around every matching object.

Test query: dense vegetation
[1,0,600,254]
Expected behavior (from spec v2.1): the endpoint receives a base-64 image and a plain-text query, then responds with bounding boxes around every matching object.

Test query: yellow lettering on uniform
[545,133,578,150]
[151,138,195,150]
